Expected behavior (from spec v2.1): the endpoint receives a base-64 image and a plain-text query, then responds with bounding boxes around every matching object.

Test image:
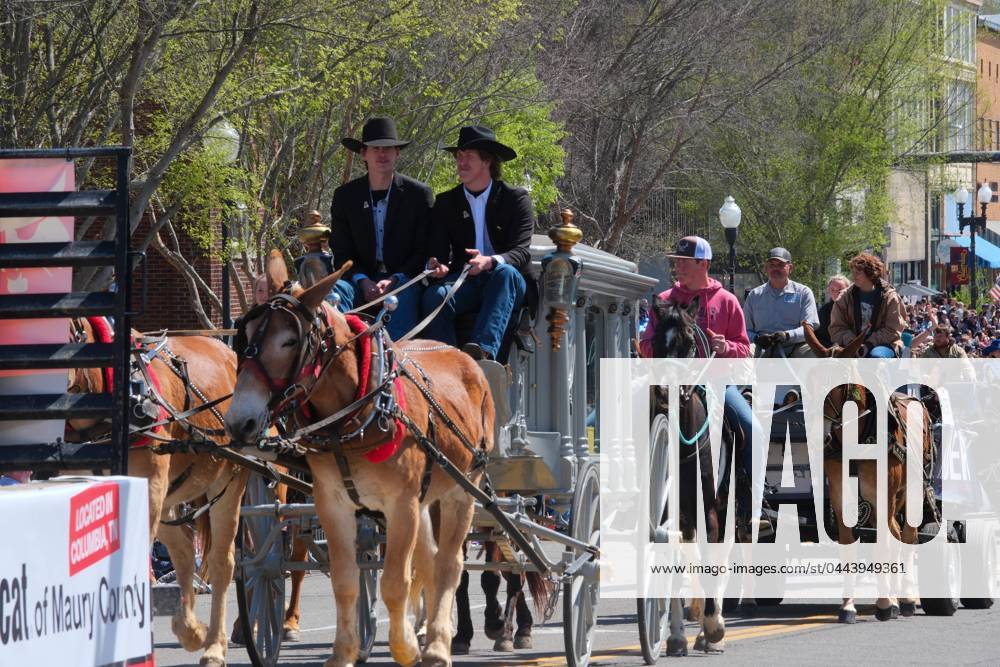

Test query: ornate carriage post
[541,209,583,485]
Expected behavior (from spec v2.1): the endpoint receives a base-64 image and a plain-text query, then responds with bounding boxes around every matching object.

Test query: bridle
[234,292,394,441]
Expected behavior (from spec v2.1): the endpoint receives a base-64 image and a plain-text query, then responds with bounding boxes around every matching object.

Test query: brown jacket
[829,282,907,352]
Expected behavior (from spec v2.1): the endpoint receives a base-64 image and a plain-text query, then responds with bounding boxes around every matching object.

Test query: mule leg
[694,595,725,653]
[411,506,437,647]
[481,569,503,639]
[158,517,207,652]
[129,449,170,544]
[422,493,476,666]
[452,571,472,652]
[382,496,422,667]
[666,598,687,656]
[283,526,308,641]
[199,468,247,666]
[312,488,362,667]
[513,575,533,649]
[826,459,859,623]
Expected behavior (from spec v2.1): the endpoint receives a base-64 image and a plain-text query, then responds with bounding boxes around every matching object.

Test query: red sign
[68,482,120,575]
[950,246,970,285]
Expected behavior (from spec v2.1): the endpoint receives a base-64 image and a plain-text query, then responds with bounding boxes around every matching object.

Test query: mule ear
[299,260,353,311]
[266,250,289,296]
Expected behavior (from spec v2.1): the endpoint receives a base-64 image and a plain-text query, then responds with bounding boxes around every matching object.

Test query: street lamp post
[719,195,742,294]
[955,183,992,308]
[204,119,241,329]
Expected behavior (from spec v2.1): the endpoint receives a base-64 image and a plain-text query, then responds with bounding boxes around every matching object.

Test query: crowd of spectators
[902,295,1000,357]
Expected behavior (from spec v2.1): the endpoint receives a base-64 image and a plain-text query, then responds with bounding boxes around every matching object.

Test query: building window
[992,182,999,203]
[946,80,975,151]
[944,6,975,64]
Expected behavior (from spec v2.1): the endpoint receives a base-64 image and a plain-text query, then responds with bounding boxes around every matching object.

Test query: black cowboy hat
[341,117,411,153]
[443,125,517,162]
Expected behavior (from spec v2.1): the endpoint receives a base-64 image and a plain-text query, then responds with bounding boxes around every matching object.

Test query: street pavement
[154,571,1000,666]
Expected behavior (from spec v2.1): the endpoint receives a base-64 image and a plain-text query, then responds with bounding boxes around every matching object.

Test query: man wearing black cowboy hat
[421,125,533,362]
[329,116,434,339]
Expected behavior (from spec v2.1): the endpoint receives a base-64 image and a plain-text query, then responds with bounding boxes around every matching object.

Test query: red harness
[86,317,168,448]
[340,314,407,463]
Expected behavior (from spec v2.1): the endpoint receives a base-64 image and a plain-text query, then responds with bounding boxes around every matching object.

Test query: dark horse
[648,295,732,654]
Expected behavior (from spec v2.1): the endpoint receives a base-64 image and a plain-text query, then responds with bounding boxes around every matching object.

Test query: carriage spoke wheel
[236,474,287,667]
[356,516,381,662]
[564,462,601,667]
[638,414,670,664]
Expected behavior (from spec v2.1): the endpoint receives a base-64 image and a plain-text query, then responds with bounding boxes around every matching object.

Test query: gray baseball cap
[768,247,792,263]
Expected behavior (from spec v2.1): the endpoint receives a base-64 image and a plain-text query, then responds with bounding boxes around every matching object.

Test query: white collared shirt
[463,181,504,266]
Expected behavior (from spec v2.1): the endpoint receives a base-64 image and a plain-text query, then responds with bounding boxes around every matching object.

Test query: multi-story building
[888,1,980,291]
[969,14,1000,286]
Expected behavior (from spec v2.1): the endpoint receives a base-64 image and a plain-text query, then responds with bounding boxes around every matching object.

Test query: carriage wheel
[637,414,670,664]
[564,462,601,667]
[236,474,287,667]
[961,517,998,610]
[919,522,961,616]
[356,516,381,662]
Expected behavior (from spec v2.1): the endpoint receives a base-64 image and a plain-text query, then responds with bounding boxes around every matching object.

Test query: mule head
[651,294,699,358]
[225,258,353,445]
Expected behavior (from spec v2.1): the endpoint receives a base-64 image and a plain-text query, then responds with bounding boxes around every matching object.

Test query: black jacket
[429,180,534,273]
[816,300,834,348]
[330,172,434,281]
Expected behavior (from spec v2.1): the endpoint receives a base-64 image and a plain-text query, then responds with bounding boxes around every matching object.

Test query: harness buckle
[377,412,391,432]
[243,344,259,359]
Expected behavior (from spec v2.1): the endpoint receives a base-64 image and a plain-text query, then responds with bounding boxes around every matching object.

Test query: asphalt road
[154,571,1000,666]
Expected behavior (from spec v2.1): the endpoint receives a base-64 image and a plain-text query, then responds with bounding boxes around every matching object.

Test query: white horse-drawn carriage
[229,212,660,666]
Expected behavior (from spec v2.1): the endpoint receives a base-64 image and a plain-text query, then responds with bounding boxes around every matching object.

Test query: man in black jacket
[421,126,532,360]
[330,117,434,339]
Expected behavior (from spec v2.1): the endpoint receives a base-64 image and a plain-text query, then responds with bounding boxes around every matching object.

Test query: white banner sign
[0,477,151,666]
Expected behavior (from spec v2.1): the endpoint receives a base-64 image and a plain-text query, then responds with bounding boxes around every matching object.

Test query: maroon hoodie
[639,278,750,358]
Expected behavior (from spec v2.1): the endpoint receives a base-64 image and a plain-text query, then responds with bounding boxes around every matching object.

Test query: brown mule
[802,322,931,622]
[225,257,495,667]
[67,319,247,666]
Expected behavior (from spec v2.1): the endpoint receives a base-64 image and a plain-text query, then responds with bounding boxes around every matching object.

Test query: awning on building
[896,281,942,300]
[955,235,1000,269]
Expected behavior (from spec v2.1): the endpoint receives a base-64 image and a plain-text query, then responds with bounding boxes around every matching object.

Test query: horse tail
[486,540,552,616]
[526,570,552,617]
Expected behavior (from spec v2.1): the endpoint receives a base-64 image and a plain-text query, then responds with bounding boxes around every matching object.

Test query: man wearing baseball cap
[743,247,819,358]
[640,236,762,516]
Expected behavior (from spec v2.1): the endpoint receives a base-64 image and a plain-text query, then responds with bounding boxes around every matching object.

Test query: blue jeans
[867,345,895,358]
[724,385,763,488]
[420,263,527,358]
[332,275,422,341]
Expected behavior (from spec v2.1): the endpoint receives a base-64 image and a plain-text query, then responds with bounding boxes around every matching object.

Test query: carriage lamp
[542,209,583,350]
[719,195,742,294]
[955,183,992,308]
